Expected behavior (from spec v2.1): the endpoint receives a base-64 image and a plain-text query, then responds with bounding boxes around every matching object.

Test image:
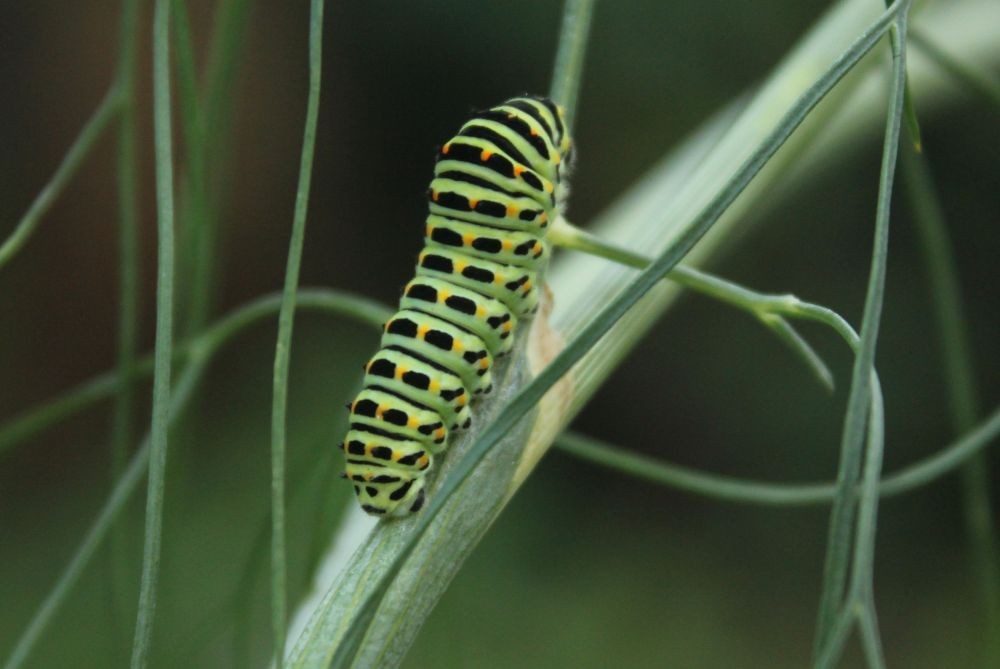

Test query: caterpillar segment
[340,95,571,517]
[379,309,495,395]
[416,248,539,317]
[400,277,517,357]
[362,349,473,431]
[424,216,549,270]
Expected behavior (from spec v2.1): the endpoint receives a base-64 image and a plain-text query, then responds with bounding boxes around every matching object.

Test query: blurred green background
[1,0,997,667]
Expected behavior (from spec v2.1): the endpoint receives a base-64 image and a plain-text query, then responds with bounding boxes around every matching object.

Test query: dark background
[1,1,997,666]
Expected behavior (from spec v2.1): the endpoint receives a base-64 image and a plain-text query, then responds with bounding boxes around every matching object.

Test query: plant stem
[0,87,123,270]
[270,1,326,664]
[130,0,176,664]
[548,0,596,125]
[556,405,1000,505]
[550,218,835,391]
[814,3,909,660]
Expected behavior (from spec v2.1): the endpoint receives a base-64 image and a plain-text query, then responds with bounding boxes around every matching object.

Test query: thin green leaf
[556,430,835,506]
[270,1,326,663]
[170,0,213,335]
[0,87,122,270]
[555,405,1000,505]
[130,0,177,664]
[549,218,835,392]
[879,405,1000,496]
[548,0,596,125]
[759,313,835,392]
[814,2,910,659]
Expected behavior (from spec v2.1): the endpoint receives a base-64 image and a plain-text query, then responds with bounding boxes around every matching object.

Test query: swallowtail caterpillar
[341,96,572,516]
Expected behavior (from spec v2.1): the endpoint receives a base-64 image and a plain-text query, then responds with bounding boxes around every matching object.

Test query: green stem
[858,592,886,669]
[814,3,909,660]
[130,0,176,664]
[0,87,123,270]
[556,430,835,506]
[191,0,256,326]
[902,144,999,664]
[548,0,596,125]
[556,405,1000,505]
[170,0,212,336]
[270,1,326,663]
[550,218,835,391]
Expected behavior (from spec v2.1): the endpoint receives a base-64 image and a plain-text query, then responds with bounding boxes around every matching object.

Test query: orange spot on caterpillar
[439,290,451,302]
[502,322,513,333]
[395,366,408,379]
[457,394,468,407]
[429,379,441,392]
[434,428,446,439]
[476,306,486,318]
[417,455,430,468]
[544,182,554,193]
[454,261,467,272]
[462,234,475,246]
[480,149,492,161]
[407,417,419,429]
[467,198,479,209]
[530,128,538,137]
[513,165,525,177]
[453,340,464,351]
[522,279,533,292]
[539,212,548,223]
[501,239,513,251]
[417,324,430,338]
[442,143,451,154]
[479,359,489,369]
[375,404,386,418]
[506,205,518,217]
[431,190,439,201]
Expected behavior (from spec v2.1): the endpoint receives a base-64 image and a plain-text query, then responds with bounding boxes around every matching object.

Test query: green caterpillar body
[341,96,572,517]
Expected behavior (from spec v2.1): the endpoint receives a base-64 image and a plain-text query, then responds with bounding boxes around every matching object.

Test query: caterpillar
[340,95,572,517]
